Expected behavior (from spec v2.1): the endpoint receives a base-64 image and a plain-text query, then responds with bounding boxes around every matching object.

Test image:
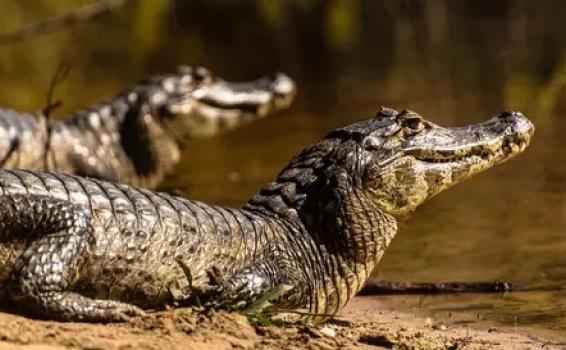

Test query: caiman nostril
[496,110,534,138]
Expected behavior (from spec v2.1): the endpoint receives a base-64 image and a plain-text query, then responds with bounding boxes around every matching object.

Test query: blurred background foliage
[1,0,566,121]
[0,0,565,339]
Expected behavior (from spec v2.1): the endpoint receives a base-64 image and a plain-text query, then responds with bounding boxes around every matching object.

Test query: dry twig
[0,0,133,45]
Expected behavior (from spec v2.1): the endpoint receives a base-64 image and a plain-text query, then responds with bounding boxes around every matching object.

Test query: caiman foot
[21,292,146,322]
[198,262,297,314]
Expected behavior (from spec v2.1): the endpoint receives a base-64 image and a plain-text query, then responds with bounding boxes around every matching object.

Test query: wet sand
[0,297,562,350]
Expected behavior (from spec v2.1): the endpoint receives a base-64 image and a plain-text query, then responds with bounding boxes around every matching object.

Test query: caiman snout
[482,111,534,156]
[268,73,296,96]
[496,110,535,142]
[254,72,297,110]
[189,72,296,115]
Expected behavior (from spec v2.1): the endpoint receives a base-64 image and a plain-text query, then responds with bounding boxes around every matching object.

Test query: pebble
[319,326,337,338]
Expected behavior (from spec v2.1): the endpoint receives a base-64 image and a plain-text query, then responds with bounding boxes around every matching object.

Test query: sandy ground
[0,297,563,350]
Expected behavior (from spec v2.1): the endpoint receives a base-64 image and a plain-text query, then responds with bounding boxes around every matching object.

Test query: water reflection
[0,0,564,341]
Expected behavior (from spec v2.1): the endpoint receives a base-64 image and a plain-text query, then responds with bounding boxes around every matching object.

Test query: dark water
[0,0,564,341]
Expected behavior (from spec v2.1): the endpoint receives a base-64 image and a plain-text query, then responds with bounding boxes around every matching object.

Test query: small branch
[0,0,132,45]
[43,62,72,118]
[358,280,517,296]
[42,61,73,170]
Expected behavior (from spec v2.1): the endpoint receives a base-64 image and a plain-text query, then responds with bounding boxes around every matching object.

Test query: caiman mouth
[415,135,530,163]
[407,111,534,166]
[195,99,264,114]
[190,72,296,116]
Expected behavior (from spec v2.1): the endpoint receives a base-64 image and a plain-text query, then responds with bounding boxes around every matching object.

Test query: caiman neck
[118,103,180,188]
[244,141,398,318]
[244,138,398,268]
[50,87,180,187]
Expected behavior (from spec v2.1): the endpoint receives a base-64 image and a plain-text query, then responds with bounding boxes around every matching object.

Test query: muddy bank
[0,297,561,350]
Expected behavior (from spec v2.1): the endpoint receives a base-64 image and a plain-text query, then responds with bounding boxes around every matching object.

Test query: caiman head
[151,66,296,138]
[352,107,534,216]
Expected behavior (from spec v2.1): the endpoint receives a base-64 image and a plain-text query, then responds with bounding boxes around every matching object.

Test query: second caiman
[0,66,295,188]
[0,107,533,323]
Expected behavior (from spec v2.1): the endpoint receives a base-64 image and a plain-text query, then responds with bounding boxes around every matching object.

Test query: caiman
[0,107,533,323]
[0,66,295,189]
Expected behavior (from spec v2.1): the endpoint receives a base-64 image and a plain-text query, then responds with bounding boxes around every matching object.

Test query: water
[0,0,564,341]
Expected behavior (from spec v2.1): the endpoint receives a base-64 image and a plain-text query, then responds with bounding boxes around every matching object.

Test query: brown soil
[0,297,562,350]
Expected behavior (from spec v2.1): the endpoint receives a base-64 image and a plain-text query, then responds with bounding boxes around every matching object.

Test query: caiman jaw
[408,111,534,172]
[186,73,295,117]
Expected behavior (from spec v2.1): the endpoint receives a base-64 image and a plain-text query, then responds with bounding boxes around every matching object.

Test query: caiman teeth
[501,136,529,156]
[420,137,527,164]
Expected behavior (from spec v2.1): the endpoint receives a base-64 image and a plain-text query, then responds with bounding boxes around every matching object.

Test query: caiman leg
[0,195,144,321]
[206,258,300,311]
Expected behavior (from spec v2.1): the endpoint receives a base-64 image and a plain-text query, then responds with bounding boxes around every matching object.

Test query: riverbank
[0,297,561,350]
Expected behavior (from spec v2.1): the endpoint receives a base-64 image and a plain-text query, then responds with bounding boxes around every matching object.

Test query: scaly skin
[0,108,533,323]
[0,66,296,189]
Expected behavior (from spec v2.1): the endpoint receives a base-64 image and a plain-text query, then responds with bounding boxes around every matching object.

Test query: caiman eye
[194,67,214,84]
[402,117,425,132]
